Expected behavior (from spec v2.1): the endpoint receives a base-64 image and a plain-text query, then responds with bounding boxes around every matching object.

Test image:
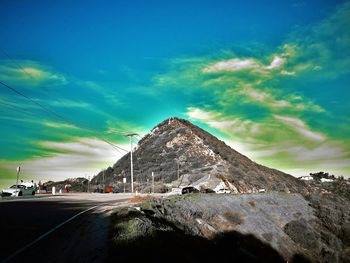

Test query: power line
[0,48,37,81]
[0,99,39,119]
[0,80,129,153]
[0,49,131,137]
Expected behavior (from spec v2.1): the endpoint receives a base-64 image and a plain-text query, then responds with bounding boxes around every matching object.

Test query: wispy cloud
[186,107,260,153]
[203,54,287,74]
[50,99,91,108]
[43,121,77,130]
[186,107,220,121]
[238,85,324,113]
[274,115,326,142]
[0,60,67,87]
[2,138,129,183]
[265,56,285,69]
[203,58,259,73]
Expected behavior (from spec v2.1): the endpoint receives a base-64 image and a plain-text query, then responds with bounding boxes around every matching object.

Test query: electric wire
[0,80,129,153]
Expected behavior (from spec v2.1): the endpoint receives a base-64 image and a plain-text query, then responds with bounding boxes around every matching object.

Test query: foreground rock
[109,193,349,262]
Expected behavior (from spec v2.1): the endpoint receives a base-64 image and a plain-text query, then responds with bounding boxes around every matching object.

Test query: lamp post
[87,176,90,193]
[16,166,21,194]
[125,133,138,193]
[102,170,105,193]
[152,172,154,194]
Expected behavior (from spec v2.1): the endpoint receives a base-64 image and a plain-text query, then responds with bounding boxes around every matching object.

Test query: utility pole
[103,170,105,193]
[125,133,138,193]
[16,166,21,193]
[177,162,180,181]
[152,172,154,194]
[88,176,90,193]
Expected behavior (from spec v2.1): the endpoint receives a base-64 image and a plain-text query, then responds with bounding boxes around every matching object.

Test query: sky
[0,0,349,188]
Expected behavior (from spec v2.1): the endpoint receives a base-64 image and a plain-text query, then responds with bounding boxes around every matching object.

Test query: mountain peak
[152,117,189,130]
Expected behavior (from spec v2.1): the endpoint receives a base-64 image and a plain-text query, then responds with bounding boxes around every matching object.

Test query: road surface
[0,193,133,263]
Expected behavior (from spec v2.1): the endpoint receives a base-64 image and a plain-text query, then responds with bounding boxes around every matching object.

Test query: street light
[102,169,105,193]
[125,133,138,193]
[152,172,154,194]
[16,166,21,195]
[87,175,90,193]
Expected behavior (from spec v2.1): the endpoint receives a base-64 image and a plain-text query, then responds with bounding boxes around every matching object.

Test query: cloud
[238,86,324,113]
[266,56,285,69]
[43,121,77,130]
[203,58,259,73]
[281,70,296,75]
[0,60,67,87]
[288,143,347,162]
[186,107,220,120]
[240,86,269,102]
[3,138,129,183]
[50,99,91,108]
[203,55,287,74]
[274,115,326,142]
[186,107,259,142]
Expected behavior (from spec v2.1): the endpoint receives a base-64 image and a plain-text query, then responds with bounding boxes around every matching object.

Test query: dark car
[200,188,215,193]
[181,186,199,194]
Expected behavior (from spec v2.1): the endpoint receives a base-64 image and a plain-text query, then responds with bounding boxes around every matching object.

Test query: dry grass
[249,200,256,207]
[129,195,151,203]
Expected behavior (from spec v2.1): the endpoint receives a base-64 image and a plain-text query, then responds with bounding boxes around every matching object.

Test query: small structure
[298,176,313,181]
[321,178,333,183]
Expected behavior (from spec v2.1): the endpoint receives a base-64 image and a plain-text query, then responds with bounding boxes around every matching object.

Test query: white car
[1,184,36,197]
[216,188,231,194]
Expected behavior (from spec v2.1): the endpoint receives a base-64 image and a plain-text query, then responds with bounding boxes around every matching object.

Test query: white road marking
[1,205,98,263]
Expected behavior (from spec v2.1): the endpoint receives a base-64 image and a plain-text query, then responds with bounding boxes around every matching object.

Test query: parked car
[216,188,231,194]
[1,184,36,197]
[181,186,199,194]
[200,188,215,193]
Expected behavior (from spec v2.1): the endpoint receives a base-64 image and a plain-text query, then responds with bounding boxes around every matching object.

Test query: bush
[224,210,244,225]
[248,200,256,207]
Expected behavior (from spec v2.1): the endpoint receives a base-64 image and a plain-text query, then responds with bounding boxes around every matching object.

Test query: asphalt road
[0,193,133,263]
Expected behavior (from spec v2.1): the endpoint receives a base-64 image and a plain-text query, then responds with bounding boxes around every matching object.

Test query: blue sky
[0,0,349,188]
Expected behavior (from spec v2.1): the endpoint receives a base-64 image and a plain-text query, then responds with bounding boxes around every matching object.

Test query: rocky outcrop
[110,193,321,262]
[110,191,350,262]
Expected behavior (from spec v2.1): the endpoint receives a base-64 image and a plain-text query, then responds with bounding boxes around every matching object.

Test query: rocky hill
[92,117,306,194]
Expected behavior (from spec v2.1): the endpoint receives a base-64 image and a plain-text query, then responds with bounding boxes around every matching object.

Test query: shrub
[248,200,256,207]
[224,210,244,225]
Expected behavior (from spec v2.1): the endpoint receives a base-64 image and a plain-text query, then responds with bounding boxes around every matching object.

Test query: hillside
[92,117,306,194]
